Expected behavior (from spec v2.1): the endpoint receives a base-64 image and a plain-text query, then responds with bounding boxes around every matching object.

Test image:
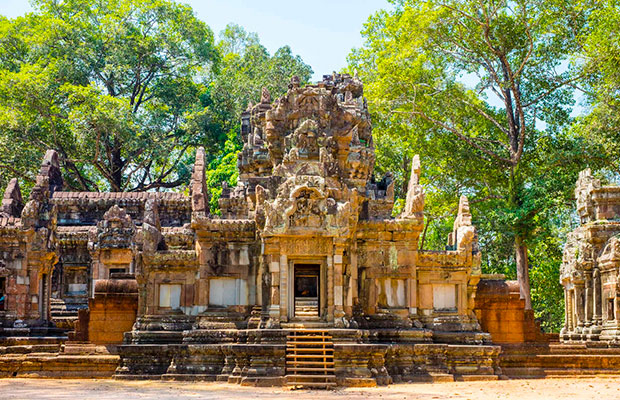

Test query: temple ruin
[561,169,620,343]
[0,74,506,386]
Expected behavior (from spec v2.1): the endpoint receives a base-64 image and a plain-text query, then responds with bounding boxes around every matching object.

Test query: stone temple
[561,169,620,343]
[0,74,514,386]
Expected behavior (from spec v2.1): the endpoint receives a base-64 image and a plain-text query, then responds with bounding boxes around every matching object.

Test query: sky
[0,0,390,81]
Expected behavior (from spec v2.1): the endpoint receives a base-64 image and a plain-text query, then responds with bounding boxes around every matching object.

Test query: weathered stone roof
[52,191,187,202]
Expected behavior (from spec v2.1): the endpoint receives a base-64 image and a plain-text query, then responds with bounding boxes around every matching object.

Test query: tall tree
[0,0,218,192]
[349,0,598,309]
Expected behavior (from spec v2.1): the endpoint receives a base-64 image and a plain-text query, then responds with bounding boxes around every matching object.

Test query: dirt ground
[0,377,619,399]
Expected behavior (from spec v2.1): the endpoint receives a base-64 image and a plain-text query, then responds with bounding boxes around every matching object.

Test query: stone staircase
[294,297,319,319]
[0,336,64,356]
[500,343,620,378]
[50,298,82,331]
[286,329,336,389]
[0,336,119,378]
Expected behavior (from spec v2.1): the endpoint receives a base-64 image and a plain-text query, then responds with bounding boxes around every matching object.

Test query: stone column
[333,251,345,322]
[256,257,264,307]
[585,272,593,328]
[268,255,280,322]
[350,249,358,311]
[279,254,288,321]
[327,254,334,323]
[575,285,585,332]
[594,269,602,326]
[567,289,574,332]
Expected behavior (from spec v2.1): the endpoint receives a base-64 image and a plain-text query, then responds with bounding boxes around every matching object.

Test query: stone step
[0,337,66,346]
[295,301,318,306]
[0,344,61,355]
[0,353,119,378]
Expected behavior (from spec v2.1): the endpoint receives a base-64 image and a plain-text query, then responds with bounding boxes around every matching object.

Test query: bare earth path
[1,378,619,400]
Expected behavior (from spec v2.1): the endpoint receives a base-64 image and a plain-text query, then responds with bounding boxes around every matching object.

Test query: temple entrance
[294,264,320,319]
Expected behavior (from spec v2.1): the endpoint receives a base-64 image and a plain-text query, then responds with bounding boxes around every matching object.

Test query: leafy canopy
[0,0,219,192]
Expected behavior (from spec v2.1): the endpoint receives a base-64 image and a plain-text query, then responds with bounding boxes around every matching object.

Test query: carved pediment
[598,235,620,267]
[286,188,325,229]
[89,205,136,250]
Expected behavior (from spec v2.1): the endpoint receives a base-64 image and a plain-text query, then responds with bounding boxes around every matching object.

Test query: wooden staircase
[286,330,336,389]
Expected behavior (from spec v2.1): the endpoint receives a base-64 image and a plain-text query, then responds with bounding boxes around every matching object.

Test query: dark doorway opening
[294,264,320,319]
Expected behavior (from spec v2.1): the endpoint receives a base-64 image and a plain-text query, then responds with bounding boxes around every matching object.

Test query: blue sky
[0,0,390,81]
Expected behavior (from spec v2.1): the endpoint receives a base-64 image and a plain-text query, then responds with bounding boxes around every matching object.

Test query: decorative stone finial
[454,195,472,229]
[260,87,271,104]
[403,155,424,217]
[1,178,23,217]
[289,75,300,89]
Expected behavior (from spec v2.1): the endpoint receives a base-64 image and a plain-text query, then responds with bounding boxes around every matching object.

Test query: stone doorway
[294,264,320,319]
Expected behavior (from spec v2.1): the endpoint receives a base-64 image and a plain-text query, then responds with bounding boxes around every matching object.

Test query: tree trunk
[111,137,123,191]
[509,165,532,310]
[515,235,532,310]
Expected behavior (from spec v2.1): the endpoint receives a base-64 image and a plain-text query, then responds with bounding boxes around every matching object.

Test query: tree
[348,0,599,310]
[572,0,620,173]
[0,0,218,192]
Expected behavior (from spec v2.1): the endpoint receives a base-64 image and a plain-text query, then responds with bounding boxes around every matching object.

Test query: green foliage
[0,7,311,202]
[0,0,219,192]
[205,130,241,214]
[572,1,620,175]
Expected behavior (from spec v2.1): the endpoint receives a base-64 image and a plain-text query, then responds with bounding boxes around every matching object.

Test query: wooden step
[287,348,333,353]
[286,329,336,389]
[286,360,334,366]
[287,335,332,340]
[286,353,334,358]
[286,367,335,372]
[287,381,337,388]
[287,374,336,380]
[287,342,333,346]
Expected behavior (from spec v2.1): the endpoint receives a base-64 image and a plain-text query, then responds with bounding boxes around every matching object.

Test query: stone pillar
[327,255,334,323]
[279,254,288,321]
[568,289,575,331]
[575,285,585,332]
[333,251,345,322]
[350,250,358,310]
[407,278,415,315]
[256,257,264,307]
[585,272,593,328]
[594,269,602,326]
[268,255,280,322]
[562,289,569,335]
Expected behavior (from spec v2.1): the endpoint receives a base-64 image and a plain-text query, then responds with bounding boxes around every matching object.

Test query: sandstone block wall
[475,277,545,344]
[88,278,138,344]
